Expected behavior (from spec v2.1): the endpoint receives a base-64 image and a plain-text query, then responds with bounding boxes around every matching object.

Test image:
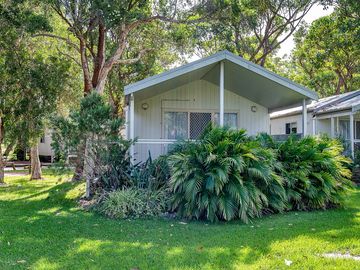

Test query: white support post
[129,93,135,162]
[312,117,316,135]
[330,117,335,138]
[336,117,339,135]
[302,99,307,136]
[350,113,354,158]
[219,61,224,126]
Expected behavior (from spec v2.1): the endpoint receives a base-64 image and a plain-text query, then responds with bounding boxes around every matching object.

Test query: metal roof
[270,90,360,118]
[124,50,318,109]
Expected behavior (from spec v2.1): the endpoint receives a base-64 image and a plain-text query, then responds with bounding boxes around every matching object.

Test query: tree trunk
[72,141,86,181]
[4,139,15,157]
[30,144,42,180]
[83,139,94,199]
[0,117,4,184]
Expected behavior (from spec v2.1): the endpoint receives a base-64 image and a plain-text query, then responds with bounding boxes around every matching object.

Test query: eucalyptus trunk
[72,141,86,181]
[30,144,42,180]
[0,117,4,184]
[4,139,15,157]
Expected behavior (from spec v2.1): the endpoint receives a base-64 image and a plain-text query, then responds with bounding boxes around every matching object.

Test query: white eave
[124,50,318,110]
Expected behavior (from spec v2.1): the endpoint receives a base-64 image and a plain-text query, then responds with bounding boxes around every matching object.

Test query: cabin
[124,50,318,162]
[38,130,55,162]
[270,90,360,157]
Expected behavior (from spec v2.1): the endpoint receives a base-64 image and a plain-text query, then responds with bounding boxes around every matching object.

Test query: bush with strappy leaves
[168,127,286,223]
[168,127,353,223]
[273,135,353,210]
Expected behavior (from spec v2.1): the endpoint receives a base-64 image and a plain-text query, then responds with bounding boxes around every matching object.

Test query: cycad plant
[168,127,286,223]
[275,135,353,210]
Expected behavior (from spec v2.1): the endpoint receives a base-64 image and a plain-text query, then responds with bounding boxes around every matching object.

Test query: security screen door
[189,112,212,139]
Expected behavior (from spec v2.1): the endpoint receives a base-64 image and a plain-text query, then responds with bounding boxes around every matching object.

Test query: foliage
[168,128,353,223]
[168,127,286,223]
[131,154,171,191]
[0,0,77,181]
[261,134,353,210]
[290,11,360,96]
[51,92,130,194]
[93,138,133,191]
[51,92,123,160]
[97,188,169,219]
[191,0,315,66]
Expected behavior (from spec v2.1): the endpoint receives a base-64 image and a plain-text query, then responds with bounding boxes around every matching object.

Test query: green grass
[1,172,360,269]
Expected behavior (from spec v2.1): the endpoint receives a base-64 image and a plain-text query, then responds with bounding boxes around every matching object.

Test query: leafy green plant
[98,188,169,219]
[259,133,353,210]
[278,135,353,210]
[93,138,134,191]
[168,127,286,223]
[131,154,170,190]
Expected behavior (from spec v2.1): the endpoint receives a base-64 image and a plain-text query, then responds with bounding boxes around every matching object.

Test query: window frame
[162,109,239,139]
[285,122,297,135]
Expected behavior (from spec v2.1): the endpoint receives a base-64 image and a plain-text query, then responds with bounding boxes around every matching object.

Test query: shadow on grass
[0,178,359,270]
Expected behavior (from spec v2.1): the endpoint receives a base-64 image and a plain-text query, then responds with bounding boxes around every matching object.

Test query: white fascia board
[124,51,226,95]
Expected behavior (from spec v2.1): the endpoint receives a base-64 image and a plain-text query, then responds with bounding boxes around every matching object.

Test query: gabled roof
[124,50,318,109]
[270,90,360,118]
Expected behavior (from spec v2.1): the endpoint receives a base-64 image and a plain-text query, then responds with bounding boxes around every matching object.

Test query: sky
[277,4,334,57]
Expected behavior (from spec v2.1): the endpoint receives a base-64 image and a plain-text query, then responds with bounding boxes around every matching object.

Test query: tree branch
[114,49,152,65]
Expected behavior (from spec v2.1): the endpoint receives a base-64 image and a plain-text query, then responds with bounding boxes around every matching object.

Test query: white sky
[277,4,334,57]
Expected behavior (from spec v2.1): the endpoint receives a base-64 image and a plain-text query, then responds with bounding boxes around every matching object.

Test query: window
[285,122,297,134]
[355,121,360,140]
[339,120,350,140]
[214,113,238,129]
[189,112,212,139]
[40,136,45,143]
[164,111,238,140]
[164,112,188,139]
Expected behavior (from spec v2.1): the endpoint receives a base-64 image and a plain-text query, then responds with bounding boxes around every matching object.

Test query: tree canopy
[290,10,360,96]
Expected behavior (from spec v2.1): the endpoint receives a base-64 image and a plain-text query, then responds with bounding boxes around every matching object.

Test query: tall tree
[36,0,203,180]
[0,0,74,181]
[39,0,202,94]
[192,0,316,66]
[290,12,360,96]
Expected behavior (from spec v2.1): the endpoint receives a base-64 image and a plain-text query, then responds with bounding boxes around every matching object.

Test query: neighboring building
[270,90,360,156]
[38,130,55,162]
[124,50,318,162]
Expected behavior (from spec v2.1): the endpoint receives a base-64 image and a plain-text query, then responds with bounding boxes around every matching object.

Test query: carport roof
[124,50,318,109]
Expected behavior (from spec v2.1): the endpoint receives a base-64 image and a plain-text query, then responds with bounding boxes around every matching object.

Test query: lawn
[0,172,360,270]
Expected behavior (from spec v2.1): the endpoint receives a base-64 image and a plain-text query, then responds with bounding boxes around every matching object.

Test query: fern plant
[168,127,286,223]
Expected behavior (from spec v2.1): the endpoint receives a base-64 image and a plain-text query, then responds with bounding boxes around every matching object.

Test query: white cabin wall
[134,79,269,139]
[270,113,313,135]
[133,79,270,162]
[38,130,54,157]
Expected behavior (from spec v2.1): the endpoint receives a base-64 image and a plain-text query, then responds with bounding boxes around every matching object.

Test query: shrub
[95,138,133,191]
[168,127,286,223]
[277,135,353,210]
[98,188,169,219]
[131,154,170,190]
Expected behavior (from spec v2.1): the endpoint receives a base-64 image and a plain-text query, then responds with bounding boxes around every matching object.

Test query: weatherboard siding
[133,79,269,161]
